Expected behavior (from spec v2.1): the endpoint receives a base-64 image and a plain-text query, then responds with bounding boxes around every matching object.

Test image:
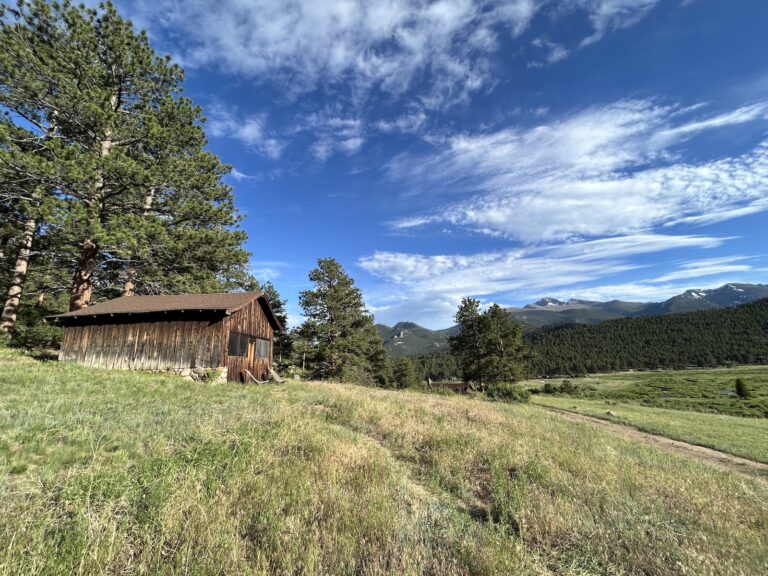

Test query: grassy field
[525,366,768,417]
[531,395,768,464]
[2,351,768,574]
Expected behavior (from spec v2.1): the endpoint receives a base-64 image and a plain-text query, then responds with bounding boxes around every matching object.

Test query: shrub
[735,378,750,398]
[542,381,558,394]
[12,321,63,350]
[486,382,531,403]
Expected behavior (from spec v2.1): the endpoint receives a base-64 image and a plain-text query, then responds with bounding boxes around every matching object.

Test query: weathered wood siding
[59,313,227,371]
[224,299,274,382]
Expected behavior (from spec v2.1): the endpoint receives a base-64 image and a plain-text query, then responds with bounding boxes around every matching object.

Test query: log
[269,367,285,384]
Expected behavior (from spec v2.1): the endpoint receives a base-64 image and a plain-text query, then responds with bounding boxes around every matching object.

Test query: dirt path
[538,405,768,479]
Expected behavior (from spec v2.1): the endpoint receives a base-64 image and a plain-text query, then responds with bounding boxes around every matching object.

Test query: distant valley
[376,283,768,357]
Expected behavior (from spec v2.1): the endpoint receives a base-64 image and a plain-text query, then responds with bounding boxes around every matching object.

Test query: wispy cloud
[299,113,366,161]
[574,0,661,47]
[388,100,768,241]
[358,233,740,325]
[205,103,285,159]
[358,239,764,327]
[122,0,664,106]
[250,260,292,282]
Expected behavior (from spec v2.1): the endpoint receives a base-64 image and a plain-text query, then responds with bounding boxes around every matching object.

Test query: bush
[735,378,750,398]
[486,382,531,403]
[542,381,558,394]
[539,379,588,396]
[12,321,62,350]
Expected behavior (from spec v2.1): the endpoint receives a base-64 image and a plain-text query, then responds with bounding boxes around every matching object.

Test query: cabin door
[246,338,267,381]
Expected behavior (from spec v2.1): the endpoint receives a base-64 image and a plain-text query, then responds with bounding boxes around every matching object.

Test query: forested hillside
[527,298,768,376]
[376,322,457,357]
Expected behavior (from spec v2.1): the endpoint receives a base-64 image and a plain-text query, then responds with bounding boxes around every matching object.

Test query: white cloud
[376,110,428,134]
[250,260,291,282]
[358,233,736,326]
[529,37,570,67]
[298,113,366,161]
[205,103,285,159]
[122,0,663,106]
[389,100,768,241]
[648,256,753,283]
[573,0,661,47]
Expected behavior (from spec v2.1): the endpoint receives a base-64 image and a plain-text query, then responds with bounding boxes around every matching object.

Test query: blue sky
[117,0,768,328]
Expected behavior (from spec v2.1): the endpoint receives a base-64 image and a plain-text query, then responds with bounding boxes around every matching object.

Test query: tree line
[0,1,255,344]
[526,298,768,376]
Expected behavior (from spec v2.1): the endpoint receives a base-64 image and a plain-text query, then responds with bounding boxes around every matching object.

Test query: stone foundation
[168,366,228,384]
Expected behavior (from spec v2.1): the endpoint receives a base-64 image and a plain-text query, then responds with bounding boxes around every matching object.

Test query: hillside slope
[527,298,768,376]
[1,354,767,574]
[378,283,768,355]
[376,321,458,357]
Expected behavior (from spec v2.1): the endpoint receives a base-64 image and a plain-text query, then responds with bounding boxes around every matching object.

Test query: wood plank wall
[59,315,227,371]
[224,299,274,382]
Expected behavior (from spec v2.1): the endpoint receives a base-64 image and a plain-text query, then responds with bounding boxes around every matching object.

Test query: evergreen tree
[296,258,389,386]
[0,2,68,331]
[392,357,419,389]
[0,0,253,341]
[449,299,528,388]
[476,304,528,384]
[449,298,483,385]
[259,281,292,364]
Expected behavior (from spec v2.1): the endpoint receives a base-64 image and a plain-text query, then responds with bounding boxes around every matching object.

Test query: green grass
[531,395,768,464]
[525,365,768,417]
[2,352,768,574]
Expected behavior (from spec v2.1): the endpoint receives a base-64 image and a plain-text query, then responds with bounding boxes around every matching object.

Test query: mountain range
[375,283,768,357]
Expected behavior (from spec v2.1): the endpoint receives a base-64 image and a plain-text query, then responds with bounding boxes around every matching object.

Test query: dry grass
[1,352,767,575]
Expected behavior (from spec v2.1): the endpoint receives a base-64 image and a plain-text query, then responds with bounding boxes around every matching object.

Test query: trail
[537,405,768,479]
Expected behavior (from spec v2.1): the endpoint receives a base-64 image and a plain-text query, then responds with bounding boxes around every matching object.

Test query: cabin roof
[50,292,283,330]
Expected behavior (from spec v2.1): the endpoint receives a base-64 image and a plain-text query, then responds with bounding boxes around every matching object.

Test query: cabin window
[227,332,249,357]
[228,332,270,358]
[254,338,270,359]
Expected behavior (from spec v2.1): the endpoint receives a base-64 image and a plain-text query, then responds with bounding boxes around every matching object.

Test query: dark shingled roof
[50,292,282,330]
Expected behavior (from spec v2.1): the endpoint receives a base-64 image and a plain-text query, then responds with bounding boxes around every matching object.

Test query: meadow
[531,395,768,464]
[2,350,767,575]
[526,366,768,417]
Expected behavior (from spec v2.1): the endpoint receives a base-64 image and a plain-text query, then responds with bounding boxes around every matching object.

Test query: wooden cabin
[51,292,283,382]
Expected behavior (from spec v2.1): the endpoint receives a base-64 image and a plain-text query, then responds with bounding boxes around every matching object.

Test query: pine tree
[449,299,528,388]
[476,304,528,384]
[297,258,389,385]
[259,281,292,364]
[0,1,253,334]
[449,297,484,386]
[0,2,67,332]
[392,357,419,389]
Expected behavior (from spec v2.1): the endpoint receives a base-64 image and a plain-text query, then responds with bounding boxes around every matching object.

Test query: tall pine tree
[296,258,389,386]
[450,299,528,388]
[0,1,253,339]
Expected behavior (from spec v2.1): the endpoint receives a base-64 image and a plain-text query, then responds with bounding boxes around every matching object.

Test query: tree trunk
[69,238,98,311]
[0,113,58,333]
[122,274,136,297]
[0,217,37,333]
[69,100,115,310]
[121,186,156,297]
